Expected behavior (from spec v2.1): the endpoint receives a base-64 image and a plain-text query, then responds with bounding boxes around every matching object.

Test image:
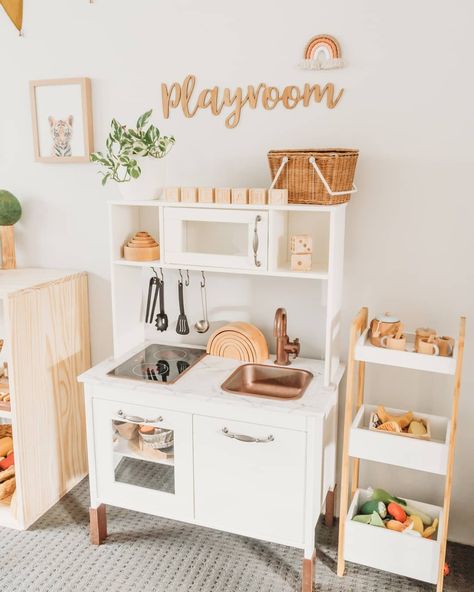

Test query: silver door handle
[222,427,274,443]
[117,410,163,424]
[253,215,262,267]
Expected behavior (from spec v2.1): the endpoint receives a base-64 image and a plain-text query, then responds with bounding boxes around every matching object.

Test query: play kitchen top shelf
[355,328,457,375]
[108,200,347,213]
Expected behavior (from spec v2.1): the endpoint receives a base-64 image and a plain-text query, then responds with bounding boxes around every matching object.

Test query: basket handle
[269,156,289,190]
[269,155,358,196]
[309,156,358,196]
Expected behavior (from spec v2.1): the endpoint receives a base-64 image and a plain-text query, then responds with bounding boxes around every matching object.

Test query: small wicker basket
[268,149,359,205]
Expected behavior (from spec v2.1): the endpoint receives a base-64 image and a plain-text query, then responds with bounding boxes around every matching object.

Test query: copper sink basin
[221,364,313,400]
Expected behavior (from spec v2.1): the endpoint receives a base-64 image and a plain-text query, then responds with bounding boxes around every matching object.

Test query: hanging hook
[151,267,159,280]
[185,270,190,287]
[159,268,164,282]
[179,269,184,283]
[200,271,206,288]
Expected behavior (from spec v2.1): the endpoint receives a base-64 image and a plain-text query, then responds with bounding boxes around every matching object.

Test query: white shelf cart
[337,307,466,592]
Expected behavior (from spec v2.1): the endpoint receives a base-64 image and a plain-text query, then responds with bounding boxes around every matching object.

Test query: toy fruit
[423,518,439,539]
[404,504,433,526]
[352,514,372,524]
[360,500,387,518]
[444,563,450,576]
[369,511,385,528]
[408,420,427,436]
[387,502,407,523]
[386,520,406,532]
[409,515,424,534]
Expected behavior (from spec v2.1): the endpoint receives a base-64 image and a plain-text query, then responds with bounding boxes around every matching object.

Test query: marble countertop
[79,341,344,418]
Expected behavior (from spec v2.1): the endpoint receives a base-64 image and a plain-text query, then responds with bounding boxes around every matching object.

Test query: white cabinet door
[193,415,306,546]
[163,207,268,270]
[92,399,193,520]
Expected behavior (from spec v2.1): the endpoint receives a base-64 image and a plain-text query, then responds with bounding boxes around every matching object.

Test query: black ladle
[155,278,168,332]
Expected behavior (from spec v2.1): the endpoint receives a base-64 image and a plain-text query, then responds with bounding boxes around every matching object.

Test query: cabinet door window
[93,400,192,519]
[112,419,175,493]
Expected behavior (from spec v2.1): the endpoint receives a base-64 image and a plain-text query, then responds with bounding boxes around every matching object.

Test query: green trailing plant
[90,110,175,185]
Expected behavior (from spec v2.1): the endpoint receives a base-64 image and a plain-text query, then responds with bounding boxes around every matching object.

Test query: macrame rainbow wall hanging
[300,34,344,70]
[0,0,22,33]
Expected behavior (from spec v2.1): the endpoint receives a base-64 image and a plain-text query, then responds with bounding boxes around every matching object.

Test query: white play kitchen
[79,149,356,591]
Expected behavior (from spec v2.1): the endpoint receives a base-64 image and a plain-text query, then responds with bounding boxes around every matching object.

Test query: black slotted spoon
[155,278,168,332]
[176,280,189,335]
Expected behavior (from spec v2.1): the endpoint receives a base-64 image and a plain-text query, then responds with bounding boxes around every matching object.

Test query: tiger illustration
[48,115,73,157]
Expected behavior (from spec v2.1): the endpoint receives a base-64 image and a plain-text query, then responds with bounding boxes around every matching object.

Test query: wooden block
[291,253,312,272]
[290,234,313,254]
[249,188,267,205]
[231,188,248,204]
[181,187,197,203]
[198,187,214,203]
[164,187,180,202]
[215,188,231,204]
[268,189,288,205]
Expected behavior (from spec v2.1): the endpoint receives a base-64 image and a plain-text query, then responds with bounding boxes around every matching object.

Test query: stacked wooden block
[164,186,288,205]
[290,235,313,272]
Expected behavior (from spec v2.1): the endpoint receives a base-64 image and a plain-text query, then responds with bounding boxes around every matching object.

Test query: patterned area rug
[0,478,472,591]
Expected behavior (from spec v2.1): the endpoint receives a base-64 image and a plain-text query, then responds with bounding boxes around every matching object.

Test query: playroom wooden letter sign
[161,74,344,129]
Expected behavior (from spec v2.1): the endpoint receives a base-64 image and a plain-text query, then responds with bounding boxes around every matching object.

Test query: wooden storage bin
[345,489,442,585]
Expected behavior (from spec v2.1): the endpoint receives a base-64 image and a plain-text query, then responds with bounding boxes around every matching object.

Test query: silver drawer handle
[222,427,274,443]
[253,215,262,267]
[117,410,163,424]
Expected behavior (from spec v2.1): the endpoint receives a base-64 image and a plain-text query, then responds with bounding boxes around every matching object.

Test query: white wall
[1,0,473,544]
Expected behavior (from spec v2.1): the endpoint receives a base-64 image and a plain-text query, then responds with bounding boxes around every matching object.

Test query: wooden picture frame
[30,78,94,163]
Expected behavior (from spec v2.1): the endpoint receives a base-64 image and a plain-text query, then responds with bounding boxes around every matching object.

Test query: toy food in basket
[369,406,430,439]
[0,424,15,502]
[352,488,438,539]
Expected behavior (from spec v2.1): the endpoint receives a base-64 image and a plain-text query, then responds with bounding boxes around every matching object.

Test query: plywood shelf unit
[0,268,91,530]
[337,307,466,592]
[109,199,347,386]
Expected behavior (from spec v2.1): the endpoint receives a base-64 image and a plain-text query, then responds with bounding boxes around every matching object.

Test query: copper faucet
[274,308,300,365]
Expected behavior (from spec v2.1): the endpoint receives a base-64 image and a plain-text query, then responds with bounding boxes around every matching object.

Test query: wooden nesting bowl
[123,231,160,262]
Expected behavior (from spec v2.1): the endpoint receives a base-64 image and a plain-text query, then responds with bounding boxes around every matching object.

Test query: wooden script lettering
[161,74,344,129]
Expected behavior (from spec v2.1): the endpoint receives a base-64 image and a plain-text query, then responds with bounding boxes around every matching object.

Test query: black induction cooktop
[108,344,206,384]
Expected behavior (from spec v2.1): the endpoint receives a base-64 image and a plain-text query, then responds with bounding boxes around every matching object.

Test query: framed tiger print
[29,78,94,163]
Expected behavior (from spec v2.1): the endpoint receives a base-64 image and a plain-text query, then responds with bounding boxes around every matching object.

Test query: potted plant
[90,110,175,200]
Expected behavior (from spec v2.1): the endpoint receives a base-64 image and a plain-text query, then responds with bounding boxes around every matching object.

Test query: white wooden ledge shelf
[112,258,329,280]
[349,405,450,475]
[345,488,443,585]
[355,329,457,375]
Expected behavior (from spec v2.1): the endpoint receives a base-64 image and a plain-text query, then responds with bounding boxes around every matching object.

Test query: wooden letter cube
[198,187,214,203]
[249,188,267,205]
[231,188,248,204]
[291,253,312,272]
[181,187,197,203]
[268,189,288,205]
[290,235,313,254]
[215,188,231,204]
[164,187,180,202]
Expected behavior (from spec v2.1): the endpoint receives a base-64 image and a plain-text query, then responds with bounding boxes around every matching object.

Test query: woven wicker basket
[268,149,359,205]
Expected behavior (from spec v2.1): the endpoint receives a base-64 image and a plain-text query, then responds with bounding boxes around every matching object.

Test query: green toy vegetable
[352,514,371,524]
[369,511,386,527]
[360,500,387,518]
[0,190,22,226]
